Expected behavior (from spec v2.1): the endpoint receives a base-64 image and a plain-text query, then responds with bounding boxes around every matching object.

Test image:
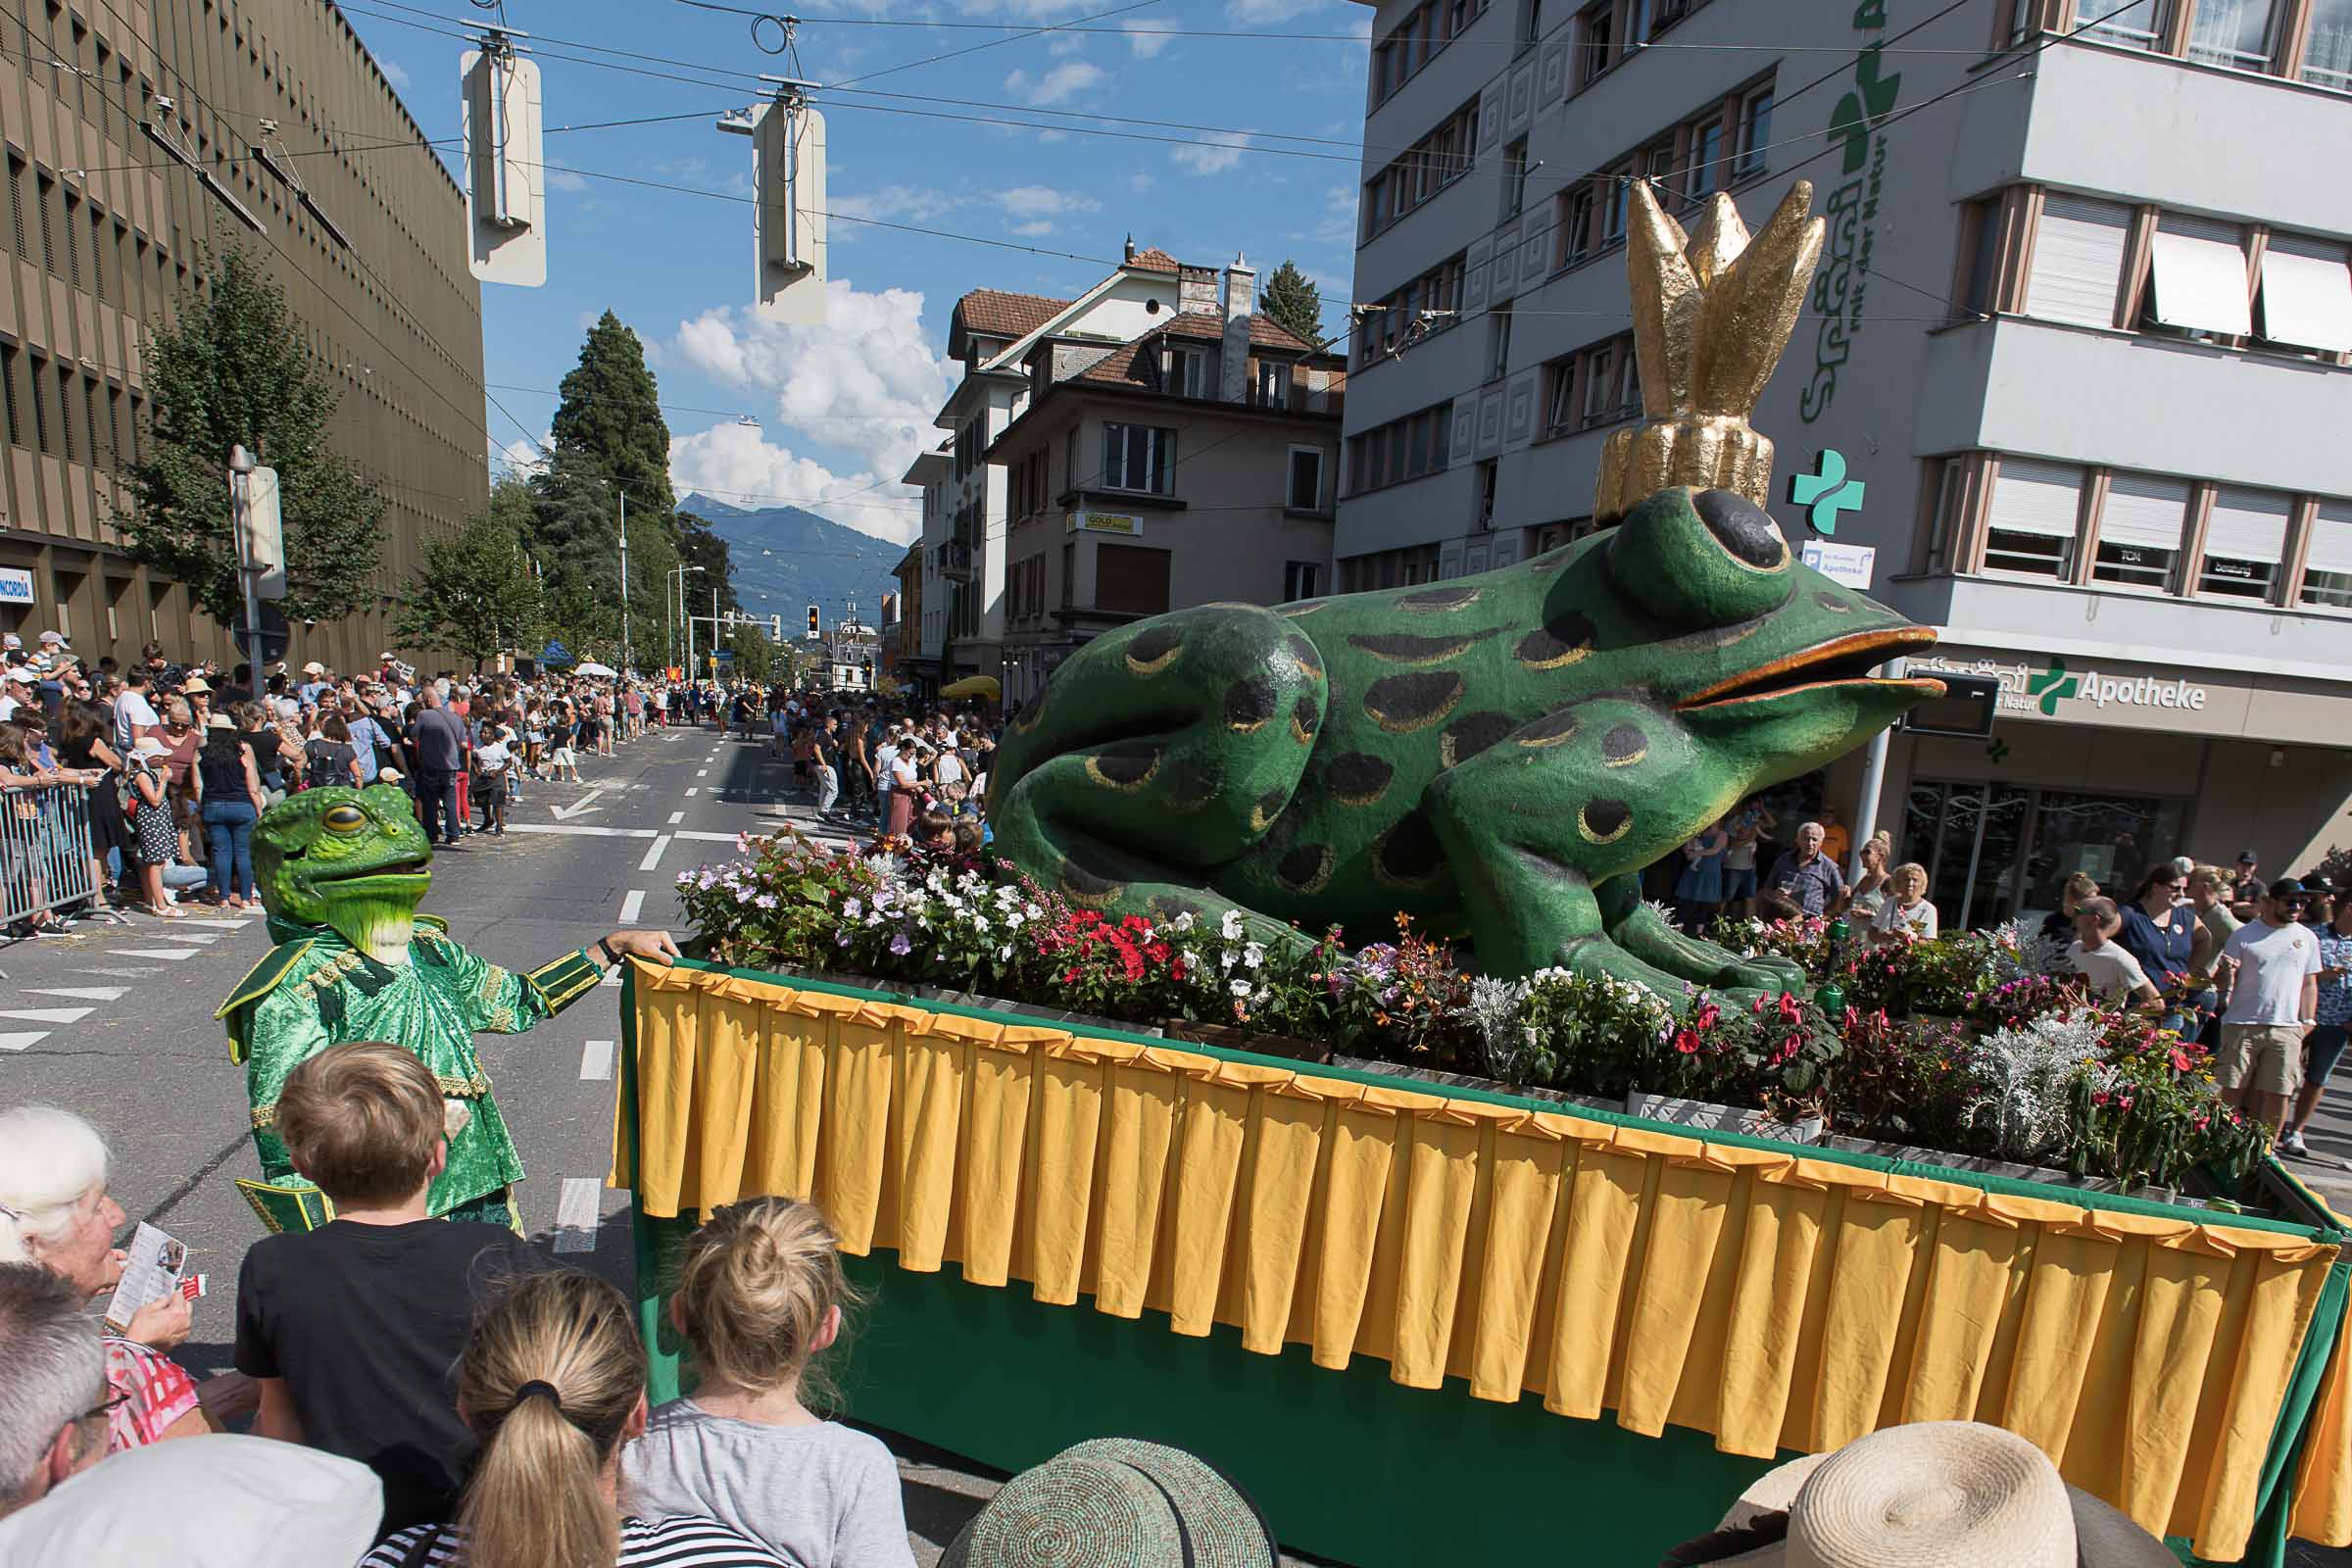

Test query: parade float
[612,183,2352,1566]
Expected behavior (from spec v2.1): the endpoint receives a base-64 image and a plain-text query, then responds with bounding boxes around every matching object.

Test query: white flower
[1230,980,1251,998]
[1004,911,1025,930]
[1243,942,1265,970]
[1220,948,1239,970]
[1172,910,1197,932]
[1220,909,1245,941]
[843,898,863,920]
[999,945,1014,960]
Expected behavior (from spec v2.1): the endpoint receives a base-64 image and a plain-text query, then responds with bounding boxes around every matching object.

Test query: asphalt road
[5,720,2340,1567]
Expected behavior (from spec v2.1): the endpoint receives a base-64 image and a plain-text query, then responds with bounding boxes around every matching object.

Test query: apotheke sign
[1912,653,2208,719]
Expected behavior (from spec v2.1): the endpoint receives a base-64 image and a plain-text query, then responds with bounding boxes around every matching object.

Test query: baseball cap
[2270,877,2309,901]
[302,661,326,675]
[37,629,66,645]
[0,632,18,649]
[1,667,30,685]
[2239,850,2260,863]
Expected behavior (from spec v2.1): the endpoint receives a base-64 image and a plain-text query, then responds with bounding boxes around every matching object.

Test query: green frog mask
[252,784,434,963]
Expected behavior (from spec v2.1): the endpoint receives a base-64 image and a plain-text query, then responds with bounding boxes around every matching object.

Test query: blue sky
[339,0,1372,546]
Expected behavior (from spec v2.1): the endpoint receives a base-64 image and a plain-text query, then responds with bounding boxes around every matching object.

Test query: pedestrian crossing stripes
[553,1177,603,1252]
[0,1032,49,1053]
[0,1006,94,1025]
[27,987,127,1002]
[580,1038,616,1081]
[108,948,203,961]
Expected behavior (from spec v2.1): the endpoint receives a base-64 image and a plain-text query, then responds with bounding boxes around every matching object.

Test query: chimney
[1123,232,1136,263]
[1220,251,1255,405]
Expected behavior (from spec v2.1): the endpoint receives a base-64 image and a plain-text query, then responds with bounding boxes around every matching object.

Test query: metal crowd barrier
[2,783,99,928]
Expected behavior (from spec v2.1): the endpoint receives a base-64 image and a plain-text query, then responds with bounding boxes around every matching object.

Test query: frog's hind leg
[990,604,1327,924]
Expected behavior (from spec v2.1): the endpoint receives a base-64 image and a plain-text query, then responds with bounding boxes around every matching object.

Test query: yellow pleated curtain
[619,964,2345,1561]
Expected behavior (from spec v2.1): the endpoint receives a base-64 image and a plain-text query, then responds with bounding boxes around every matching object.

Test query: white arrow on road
[551,788,607,821]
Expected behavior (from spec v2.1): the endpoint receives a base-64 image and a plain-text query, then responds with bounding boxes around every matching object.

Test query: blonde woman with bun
[363,1270,787,1568]
[622,1198,915,1568]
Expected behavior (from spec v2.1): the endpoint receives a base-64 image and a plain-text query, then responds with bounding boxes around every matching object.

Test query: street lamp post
[670,564,704,673]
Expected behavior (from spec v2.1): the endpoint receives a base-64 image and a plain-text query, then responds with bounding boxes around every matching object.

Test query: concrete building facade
[1340,0,2352,925]
[0,0,487,673]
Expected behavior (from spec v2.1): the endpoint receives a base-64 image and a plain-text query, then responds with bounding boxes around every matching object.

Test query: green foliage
[118,245,385,625]
[551,311,675,516]
[676,511,742,618]
[392,479,544,669]
[1257,259,1326,346]
[723,621,773,682]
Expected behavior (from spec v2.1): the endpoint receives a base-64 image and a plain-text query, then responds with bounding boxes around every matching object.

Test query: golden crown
[1592,179,1825,523]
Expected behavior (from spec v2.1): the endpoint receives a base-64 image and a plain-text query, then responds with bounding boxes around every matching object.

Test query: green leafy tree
[1258,260,1326,347]
[119,245,385,626]
[392,479,545,669]
[724,621,774,682]
[676,511,742,618]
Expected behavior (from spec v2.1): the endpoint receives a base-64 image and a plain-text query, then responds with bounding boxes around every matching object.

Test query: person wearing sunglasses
[2117,865,2198,1037]
[2216,878,2326,1143]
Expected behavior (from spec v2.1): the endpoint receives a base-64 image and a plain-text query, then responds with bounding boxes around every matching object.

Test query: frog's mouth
[1677,629,1941,711]
[307,857,433,898]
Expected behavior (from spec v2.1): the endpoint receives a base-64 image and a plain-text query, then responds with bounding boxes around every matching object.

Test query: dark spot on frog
[1149,894,1206,925]
[1086,741,1161,790]
[1275,843,1334,895]
[1692,488,1788,569]
[1059,846,1128,901]
[1249,789,1289,832]
[1363,670,1463,733]
[1282,635,1323,679]
[1225,675,1280,732]
[1601,723,1648,767]
[1514,709,1580,749]
[1290,695,1320,744]
[1164,757,1226,811]
[1396,585,1482,612]
[1374,809,1446,888]
[1441,711,1515,768]
[1578,799,1634,844]
[1815,592,1853,613]
[1125,624,1185,674]
[1514,610,1596,670]
[1347,627,1499,666]
[1326,753,1394,807]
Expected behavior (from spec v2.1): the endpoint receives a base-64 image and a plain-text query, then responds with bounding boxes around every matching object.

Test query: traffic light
[460,36,547,287]
[806,604,819,638]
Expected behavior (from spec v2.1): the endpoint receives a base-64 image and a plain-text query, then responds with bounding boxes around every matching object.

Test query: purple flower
[890,932,913,956]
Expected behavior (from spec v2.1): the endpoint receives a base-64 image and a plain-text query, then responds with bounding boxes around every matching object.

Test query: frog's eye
[322,804,368,834]
[1606,487,1791,628]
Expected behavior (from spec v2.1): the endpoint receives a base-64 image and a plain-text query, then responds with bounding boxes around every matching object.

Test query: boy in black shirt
[234,1043,538,1539]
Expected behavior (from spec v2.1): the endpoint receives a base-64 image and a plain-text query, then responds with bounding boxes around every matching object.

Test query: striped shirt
[362,1515,796,1567]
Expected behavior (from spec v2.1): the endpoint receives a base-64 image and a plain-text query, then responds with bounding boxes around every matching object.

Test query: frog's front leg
[1423,696,1734,993]
[1593,874,1809,996]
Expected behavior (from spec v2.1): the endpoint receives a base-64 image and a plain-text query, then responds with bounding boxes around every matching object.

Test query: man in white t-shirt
[2217,878,2324,1135]
[2065,898,2161,1006]
[114,669,162,755]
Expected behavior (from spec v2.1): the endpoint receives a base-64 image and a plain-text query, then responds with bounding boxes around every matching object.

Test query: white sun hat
[1680,1422,2175,1568]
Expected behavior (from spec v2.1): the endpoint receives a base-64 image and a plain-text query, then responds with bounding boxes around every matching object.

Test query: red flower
[2168,1045,2195,1072]
[1673,1029,1702,1055]
[1145,942,1171,964]
[1171,959,1188,981]
[1694,1001,1722,1029]
[1062,967,1081,985]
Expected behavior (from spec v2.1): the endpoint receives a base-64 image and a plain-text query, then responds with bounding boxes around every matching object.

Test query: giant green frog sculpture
[988,486,1940,991]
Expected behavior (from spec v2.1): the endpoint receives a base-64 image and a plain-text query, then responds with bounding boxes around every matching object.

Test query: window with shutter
[1983,457,2082,578]
[2301,501,2352,609]
[2091,472,2187,589]
[2198,485,2292,600]
[2023,195,2130,329]
[2256,232,2352,355]
[2146,214,2251,337]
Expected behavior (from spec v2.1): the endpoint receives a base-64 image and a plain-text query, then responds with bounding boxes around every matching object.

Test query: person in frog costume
[216,782,678,1231]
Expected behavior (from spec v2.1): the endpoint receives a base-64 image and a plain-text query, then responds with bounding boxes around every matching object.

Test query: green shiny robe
[220,916,605,1219]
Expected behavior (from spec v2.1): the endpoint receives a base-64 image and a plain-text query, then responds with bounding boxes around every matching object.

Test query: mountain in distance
[679,492,906,636]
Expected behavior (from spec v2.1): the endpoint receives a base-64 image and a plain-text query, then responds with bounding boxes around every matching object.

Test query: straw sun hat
[943,1439,1276,1568]
[1671,1423,2175,1568]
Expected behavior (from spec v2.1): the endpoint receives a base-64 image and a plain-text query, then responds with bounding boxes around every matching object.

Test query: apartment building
[0,0,487,672]
[920,241,1343,705]
[1340,0,2352,926]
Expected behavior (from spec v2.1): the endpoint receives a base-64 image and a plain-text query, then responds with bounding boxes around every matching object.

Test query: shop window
[2198,484,2291,599]
[2301,500,2352,609]
[2023,194,2130,329]
[1982,457,2082,577]
[2091,471,2187,590]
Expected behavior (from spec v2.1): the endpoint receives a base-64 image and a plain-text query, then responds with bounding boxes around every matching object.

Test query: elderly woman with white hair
[0,1106,215,1449]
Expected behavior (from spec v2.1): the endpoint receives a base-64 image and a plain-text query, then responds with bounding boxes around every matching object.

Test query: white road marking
[109,948,201,962]
[579,1038,616,1081]
[551,788,608,821]
[0,1032,50,1053]
[0,1006,94,1025]
[667,810,684,825]
[600,966,623,988]
[28,986,127,1002]
[686,787,700,798]
[553,1177,602,1252]
[638,836,671,872]
[696,769,710,778]
[75,966,162,977]
[503,824,657,839]
[172,918,248,931]
[159,931,224,945]
[619,890,646,923]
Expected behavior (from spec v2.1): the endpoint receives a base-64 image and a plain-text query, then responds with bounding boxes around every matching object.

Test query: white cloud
[832,183,968,237]
[1127,172,1155,194]
[1114,18,1171,57]
[1172,131,1251,175]
[669,422,921,544]
[380,59,412,92]
[1308,183,1357,248]
[996,185,1102,223]
[1226,0,1330,20]
[672,281,956,498]
[1008,220,1054,237]
[1047,32,1087,56]
[547,169,592,193]
[1002,60,1108,107]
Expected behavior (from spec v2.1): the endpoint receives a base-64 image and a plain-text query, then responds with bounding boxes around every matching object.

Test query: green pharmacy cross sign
[1788,449,1866,534]
[2025,658,2081,716]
